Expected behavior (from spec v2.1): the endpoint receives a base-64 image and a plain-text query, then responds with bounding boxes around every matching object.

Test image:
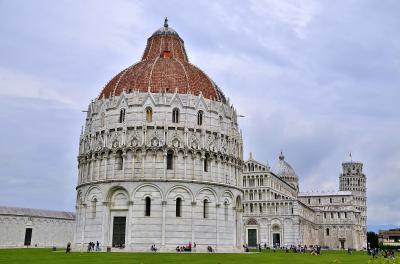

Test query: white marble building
[242,152,367,250]
[0,206,75,248]
[74,19,243,252]
[0,19,368,252]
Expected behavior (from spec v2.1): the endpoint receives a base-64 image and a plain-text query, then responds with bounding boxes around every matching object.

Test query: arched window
[326,228,330,236]
[197,110,203,126]
[176,197,182,217]
[250,203,253,213]
[224,201,228,222]
[146,107,153,122]
[203,199,209,218]
[204,154,209,172]
[167,150,173,170]
[119,108,125,123]
[115,151,123,170]
[100,113,105,127]
[172,108,179,123]
[145,197,151,216]
[91,198,97,219]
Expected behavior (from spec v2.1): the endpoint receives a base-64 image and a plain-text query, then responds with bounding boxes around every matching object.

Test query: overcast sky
[0,0,399,228]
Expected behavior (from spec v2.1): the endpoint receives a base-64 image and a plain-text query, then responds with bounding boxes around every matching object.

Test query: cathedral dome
[99,18,226,103]
[272,152,297,178]
[272,152,299,190]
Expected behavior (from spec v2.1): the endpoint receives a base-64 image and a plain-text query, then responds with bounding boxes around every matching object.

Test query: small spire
[164,17,168,28]
[249,152,253,160]
[279,151,285,160]
[349,152,352,162]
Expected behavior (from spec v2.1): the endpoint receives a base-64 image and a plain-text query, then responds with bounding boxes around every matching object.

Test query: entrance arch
[271,223,281,248]
[246,218,259,247]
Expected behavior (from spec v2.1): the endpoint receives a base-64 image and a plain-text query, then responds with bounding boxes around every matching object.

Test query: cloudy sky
[0,0,399,228]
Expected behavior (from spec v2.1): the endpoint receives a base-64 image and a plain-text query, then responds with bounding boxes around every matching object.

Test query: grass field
[0,248,398,264]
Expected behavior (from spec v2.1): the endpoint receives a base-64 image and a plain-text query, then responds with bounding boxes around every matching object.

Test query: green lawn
[0,248,397,264]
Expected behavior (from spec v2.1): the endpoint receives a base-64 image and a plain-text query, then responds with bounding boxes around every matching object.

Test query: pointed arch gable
[116,94,128,109]
[142,92,157,107]
[169,93,185,108]
[194,96,208,111]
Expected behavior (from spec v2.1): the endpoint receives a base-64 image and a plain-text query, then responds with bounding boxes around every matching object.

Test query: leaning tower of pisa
[339,159,367,248]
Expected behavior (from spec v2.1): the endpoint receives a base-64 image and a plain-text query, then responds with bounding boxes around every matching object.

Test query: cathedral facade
[242,153,367,250]
[73,20,367,252]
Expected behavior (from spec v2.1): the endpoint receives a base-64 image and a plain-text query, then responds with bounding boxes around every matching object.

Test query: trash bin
[107,247,111,252]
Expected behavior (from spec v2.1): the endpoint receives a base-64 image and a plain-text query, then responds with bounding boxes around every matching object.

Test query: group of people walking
[87,241,100,252]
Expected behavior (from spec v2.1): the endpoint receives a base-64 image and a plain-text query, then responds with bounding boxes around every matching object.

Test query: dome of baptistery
[75,18,243,252]
[272,152,299,191]
[99,18,226,103]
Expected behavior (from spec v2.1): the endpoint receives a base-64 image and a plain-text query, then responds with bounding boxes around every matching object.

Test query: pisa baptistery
[74,19,244,252]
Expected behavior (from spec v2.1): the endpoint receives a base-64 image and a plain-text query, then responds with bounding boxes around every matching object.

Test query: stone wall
[0,215,74,248]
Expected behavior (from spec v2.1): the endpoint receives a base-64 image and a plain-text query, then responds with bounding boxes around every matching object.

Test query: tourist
[66,242,71,253]
[150,244,157,252]
[258,243,262,252]
[207,245,213,252]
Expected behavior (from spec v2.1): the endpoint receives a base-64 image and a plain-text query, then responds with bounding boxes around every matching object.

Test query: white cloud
[0,68,77,107]
[249,0,320,38]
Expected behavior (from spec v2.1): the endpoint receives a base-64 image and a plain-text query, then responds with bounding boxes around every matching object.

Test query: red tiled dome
[99,19,226,103]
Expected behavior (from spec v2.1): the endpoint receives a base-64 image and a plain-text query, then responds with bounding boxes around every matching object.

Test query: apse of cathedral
[73,19,367,251]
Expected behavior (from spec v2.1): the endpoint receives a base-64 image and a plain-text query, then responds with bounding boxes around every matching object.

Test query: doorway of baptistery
[112,216,126,248]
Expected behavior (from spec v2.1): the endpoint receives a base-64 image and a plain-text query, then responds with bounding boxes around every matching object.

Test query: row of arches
[244,202,294,215]
[244,162,267,172]
[244,189,291,201]
[77,148,241,186]
[78,184,242,209]
[115,107,206,126]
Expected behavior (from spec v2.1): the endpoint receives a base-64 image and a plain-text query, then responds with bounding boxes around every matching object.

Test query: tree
[367,232,379,249]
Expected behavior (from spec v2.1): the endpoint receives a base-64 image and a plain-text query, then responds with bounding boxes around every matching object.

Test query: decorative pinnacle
[164,17,168,28]
[279,151,285,160]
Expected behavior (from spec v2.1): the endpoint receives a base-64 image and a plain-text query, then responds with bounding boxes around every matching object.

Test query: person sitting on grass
[150,244,157,252]
[207,245,214,253]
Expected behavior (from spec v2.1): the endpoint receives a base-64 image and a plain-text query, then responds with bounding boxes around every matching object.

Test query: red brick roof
[99,23,226,103]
